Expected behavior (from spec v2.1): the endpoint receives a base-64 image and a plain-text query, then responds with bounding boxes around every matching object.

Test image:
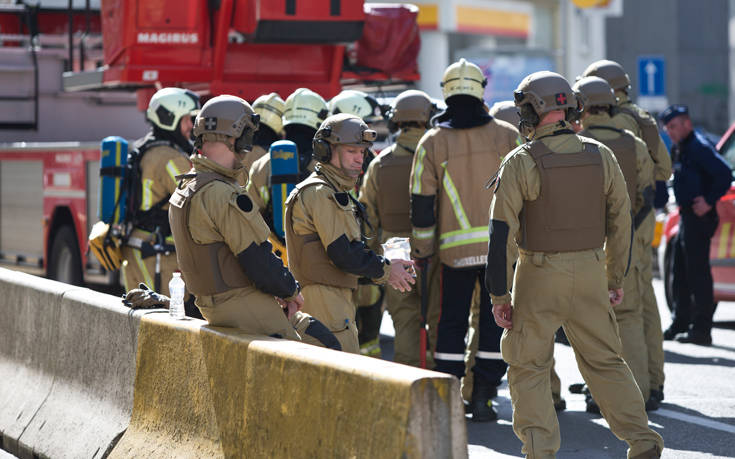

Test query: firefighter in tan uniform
[410,59,520,422]
[285,114,416,353]
[240,92,284,175]
[121,88,199,311]
[573,76,656,413]
[582,60,670,410]
[329,90,387,357]
[486,71,663,459]
[358,90,435,366]
[247,88,326,212]
[167,95,339,348]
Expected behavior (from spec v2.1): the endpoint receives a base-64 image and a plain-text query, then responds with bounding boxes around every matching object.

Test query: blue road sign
[638,56,665,97]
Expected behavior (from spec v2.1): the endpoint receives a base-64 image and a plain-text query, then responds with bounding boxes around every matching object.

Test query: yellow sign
[455,6,530,38]
[571,0,611,8]
[416,4,439,30]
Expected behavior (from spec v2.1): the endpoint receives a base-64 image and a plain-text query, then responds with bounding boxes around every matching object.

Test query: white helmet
[328,90,382,123]
[440,58,487,101]
[146,87,200,132]
[252,92,285,135]
[283,88,328,130]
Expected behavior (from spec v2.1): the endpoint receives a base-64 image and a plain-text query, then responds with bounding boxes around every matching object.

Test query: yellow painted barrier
[110,313,467,459]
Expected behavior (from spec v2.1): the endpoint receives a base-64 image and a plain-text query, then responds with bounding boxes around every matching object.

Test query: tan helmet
[581,59,631,92]
[389,89,435,124]
[312,113,378,162]
[514,71,577,123]
[328,90,382,123]
[572,76,616,109]
[283,88,328,130]
[440,58,487,101]
[193,95,260,155]
[488,100,520,125]
[146,87,200,132]
[252,92,285,136]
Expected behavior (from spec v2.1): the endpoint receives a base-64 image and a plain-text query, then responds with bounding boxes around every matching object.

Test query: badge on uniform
[334,192,350,207]
[236,194,253,213]
[204,117,217,130]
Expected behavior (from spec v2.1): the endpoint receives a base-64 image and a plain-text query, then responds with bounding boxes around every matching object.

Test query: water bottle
[168,271,185,320]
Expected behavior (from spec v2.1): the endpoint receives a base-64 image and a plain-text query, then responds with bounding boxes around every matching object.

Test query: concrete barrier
[110,313,467,459]
[0,268,146,458]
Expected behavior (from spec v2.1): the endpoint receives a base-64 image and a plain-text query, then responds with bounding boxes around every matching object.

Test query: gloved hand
[122,283,170,309]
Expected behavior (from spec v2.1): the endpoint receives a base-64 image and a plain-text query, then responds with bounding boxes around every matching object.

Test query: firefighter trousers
[301,284,360,354]
[502,249,663,459]
[638,212,665,392]
[434,264,507,386]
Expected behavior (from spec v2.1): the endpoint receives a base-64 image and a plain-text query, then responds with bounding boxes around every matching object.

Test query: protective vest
[520,140,605,252]
[284,174,359,290]
[619,106,659,154]
[580,126,637,203]
[168,172,252,296]
[375,146,413,233]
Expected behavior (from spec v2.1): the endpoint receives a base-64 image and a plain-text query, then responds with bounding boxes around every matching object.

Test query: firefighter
[284,114,416,353]
[247,88,327,213]
[166,94,339,349]
[330,89,387,357]
[358,89,435,366]
[573,76,656,412]
[486,70,663,458]
[120,87,200,316]
[410,58,520,421]
[488,100,519,125]
[582,59,672,409]
[240,92,285,173]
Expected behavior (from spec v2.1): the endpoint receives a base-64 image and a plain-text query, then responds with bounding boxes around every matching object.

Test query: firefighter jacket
[359,127,426,249]
[580,112,654,228]
[485,121,632,305]
[169,155,299,302]
[409,119,521,268]
[285,163,391,289]
[246,150,317,212]
[612,93,672,182]
[236,144,266,186]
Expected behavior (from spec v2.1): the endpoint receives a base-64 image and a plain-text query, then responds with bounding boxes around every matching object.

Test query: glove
[122,283,170,309]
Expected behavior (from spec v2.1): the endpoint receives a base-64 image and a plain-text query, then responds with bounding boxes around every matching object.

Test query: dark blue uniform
[670,130,731,341]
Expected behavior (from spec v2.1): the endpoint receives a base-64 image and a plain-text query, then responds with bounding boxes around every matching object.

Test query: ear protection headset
[312,126,334,162]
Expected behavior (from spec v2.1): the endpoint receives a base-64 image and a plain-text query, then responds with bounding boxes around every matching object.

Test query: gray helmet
[312,113,377,162]
[193,95,260,155]
[488,100,519,125]
[581,60,631,92]
[572,76,616,109]
[389,89,435,125]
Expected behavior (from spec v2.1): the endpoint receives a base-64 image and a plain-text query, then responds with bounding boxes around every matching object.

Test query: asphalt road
[378,278,735,458]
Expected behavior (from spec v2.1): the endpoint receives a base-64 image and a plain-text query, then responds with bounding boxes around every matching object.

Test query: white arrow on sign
[645,61,657,94]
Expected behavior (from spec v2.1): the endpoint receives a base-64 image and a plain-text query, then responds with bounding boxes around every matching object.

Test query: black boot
[470,376,498,422]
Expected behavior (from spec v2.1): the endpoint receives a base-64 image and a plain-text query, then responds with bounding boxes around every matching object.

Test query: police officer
[582,58,672,410]
[248,88,327,213]
[573,76,655,411]
[121,87,199,310]
[358,89,435,366]
[284,114,416,353]
[329,89,386,357]
[167,95,339,348]
[240,92,285,173]
[486,71,663,458]
[661,105,731,345]
[410,59,519,421]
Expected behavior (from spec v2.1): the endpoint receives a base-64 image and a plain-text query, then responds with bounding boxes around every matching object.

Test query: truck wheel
[662,241,674,312]
[48,225,83,286]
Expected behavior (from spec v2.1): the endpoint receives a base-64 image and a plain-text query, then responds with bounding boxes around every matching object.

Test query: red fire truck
[0,0,420,287]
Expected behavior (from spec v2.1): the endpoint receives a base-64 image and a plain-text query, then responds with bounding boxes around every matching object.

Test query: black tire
[48,225,84,286]
[662,240,675,312]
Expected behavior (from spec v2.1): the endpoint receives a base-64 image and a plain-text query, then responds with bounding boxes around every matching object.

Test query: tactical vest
[168,172,252,296]
[284,174,359,290]
[580,126,637,203]
[376,146,413,233]
[520,141,605,252]
[619,105,659,156]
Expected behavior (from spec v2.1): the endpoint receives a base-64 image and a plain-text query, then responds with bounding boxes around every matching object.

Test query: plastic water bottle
[168,271,185,320]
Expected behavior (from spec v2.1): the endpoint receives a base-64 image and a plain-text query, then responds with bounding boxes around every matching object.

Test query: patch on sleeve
[236,194,254,213]
[333,192,350,208]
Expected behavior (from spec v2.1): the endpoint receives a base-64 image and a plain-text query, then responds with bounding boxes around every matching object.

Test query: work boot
[568,382,587,394]
[663,324,687,340]
[553,397,567,411]
[675,330,712,346]
[630,445,661,459]
[585,393,600,415]
[646,387,664,411]
[555,327,570,346]
[470,377,498,422]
